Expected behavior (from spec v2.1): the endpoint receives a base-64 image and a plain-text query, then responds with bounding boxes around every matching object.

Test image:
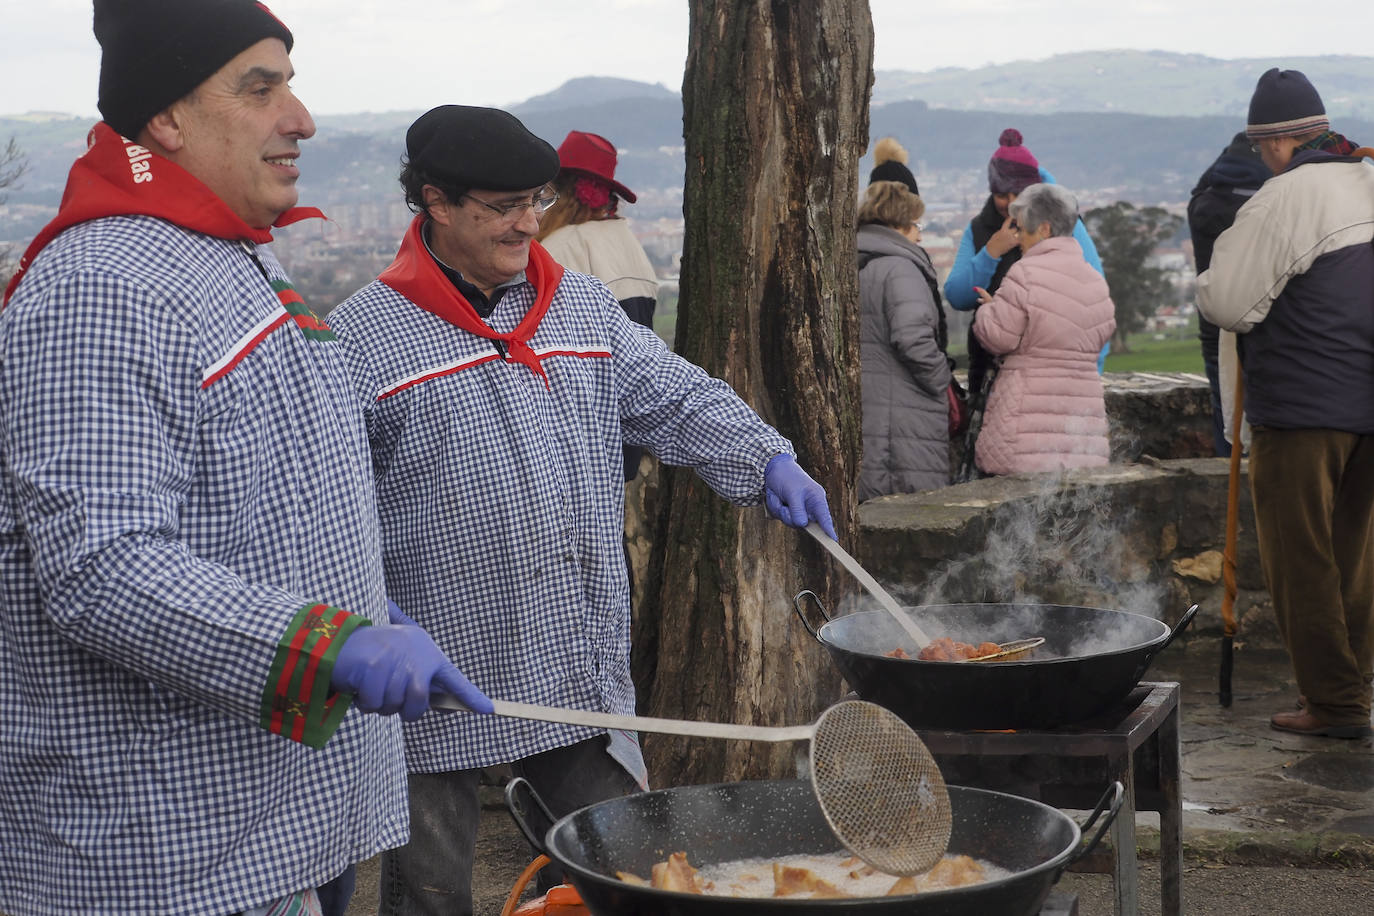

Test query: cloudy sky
[1,0,1366,117]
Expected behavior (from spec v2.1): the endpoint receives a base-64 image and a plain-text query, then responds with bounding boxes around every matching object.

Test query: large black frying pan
[506,777,1121,916]
[794,592,1197,730]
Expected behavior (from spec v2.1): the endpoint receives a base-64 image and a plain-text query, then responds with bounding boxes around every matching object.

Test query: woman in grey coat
[857,181,952,499]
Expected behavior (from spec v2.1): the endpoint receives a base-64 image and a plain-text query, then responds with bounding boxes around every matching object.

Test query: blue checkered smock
[329,266,793,771]
[0,216,408,915]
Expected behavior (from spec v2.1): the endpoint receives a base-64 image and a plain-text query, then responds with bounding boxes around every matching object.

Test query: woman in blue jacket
[944,129,1107,399]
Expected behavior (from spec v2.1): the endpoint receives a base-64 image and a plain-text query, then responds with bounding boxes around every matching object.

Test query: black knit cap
[869,160,919,196]
[95,0,294,140]
[1246,68,1328,140]
[406,105,560,192]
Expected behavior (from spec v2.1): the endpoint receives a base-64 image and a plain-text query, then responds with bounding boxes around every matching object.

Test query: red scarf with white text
[378,214,565,387]
[3,121,323,305]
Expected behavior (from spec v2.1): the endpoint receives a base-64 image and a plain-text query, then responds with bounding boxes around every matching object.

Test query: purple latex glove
[332,605,493,720]
[763,454,836,539]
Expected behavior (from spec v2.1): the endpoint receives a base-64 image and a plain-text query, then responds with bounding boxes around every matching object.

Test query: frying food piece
[615,871,650,886]
[772,863,850,898]
[884,646,911,659]
[651,852,704,894]
[916,854,985,891]
[886,876,919,896]
[916,637,1003,661]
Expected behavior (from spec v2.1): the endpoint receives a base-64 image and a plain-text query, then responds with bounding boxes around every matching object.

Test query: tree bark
[632,0,873,786]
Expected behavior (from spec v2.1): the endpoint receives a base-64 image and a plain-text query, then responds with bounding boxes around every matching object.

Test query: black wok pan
[506,777,1122,916]
[794,592,1197,730]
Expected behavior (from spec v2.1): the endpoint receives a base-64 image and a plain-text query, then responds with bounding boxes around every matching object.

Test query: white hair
[1010,183,1079,237]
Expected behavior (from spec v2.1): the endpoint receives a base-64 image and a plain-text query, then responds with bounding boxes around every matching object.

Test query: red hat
[556,131,636,203]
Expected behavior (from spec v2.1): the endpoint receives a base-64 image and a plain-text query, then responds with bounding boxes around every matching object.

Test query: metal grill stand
[916,682,1183,916]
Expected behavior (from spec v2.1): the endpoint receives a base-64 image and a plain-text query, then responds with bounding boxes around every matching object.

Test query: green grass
[1104,332,1205,374]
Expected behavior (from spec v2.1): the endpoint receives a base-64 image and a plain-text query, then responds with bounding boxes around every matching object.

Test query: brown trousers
[1249,427,1374,726]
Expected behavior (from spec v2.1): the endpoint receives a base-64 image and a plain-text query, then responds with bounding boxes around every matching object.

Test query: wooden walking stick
[1220,366,1244,707]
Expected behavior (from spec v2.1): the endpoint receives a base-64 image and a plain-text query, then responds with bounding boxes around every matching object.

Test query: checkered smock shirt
[329,267,793,771]
[0,217,408,915]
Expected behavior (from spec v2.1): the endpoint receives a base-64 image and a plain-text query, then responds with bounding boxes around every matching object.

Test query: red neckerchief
[378,213,565,387]
[3,122,324,306]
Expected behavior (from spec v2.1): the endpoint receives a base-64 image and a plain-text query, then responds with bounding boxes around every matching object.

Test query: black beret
[405,105,560,192]
[95,0,294,140]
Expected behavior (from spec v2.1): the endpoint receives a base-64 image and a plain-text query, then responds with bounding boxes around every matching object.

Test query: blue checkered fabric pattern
[0,216,408,915]
[329,267,793,771]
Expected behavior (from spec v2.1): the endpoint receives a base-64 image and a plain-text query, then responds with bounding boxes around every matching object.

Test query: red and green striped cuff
[272,279,337,342]
[260,603,370,748]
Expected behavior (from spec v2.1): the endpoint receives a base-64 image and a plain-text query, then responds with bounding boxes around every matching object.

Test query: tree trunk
[632,0,873,786]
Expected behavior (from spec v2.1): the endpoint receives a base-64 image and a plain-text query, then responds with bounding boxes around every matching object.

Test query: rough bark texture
[632,0,873,786]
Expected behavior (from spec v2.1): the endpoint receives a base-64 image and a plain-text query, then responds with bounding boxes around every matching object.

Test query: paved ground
[345,638,1374,914]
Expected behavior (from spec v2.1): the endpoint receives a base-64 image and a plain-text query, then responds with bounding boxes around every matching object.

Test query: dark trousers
[379,737,640,915]
[1249,427,1374,726]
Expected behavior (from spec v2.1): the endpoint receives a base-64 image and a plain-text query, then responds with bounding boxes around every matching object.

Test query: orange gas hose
[501,855,553,916]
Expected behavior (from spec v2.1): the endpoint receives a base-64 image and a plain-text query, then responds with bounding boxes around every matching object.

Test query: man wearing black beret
[1199,69,1374,740]
[328,105,836,915]
[0,3,492,915]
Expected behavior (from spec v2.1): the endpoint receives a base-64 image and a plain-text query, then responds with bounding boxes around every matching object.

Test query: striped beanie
[1245,68,1328,140]
[987,129,1040,195]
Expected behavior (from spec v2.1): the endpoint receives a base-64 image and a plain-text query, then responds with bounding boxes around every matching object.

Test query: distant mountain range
[4,51,1373,238]
[872,51,1374,119]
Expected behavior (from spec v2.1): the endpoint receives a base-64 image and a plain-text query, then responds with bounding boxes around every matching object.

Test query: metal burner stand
[916,681,1182,916]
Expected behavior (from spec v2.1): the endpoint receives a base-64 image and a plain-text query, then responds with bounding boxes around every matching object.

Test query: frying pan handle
[1060,781,1125,874]
[792,589,833,640]
[1140,603,1200,675]
[504,776,556,856]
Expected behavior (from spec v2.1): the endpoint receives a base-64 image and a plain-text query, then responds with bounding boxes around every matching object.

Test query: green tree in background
[0,137,30,286]
[1083,201,1183,351]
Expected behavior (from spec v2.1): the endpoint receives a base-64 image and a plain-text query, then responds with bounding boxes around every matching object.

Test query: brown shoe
[1270,708,1372,739]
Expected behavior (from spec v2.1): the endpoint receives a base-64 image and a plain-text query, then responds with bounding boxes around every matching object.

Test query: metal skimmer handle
[804,522,932,649]
[430,696,815,743]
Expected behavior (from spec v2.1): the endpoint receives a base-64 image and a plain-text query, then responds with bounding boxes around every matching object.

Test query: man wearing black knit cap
[1199,68,1374,740]
[0,3,492,915]
[328,105,835,915]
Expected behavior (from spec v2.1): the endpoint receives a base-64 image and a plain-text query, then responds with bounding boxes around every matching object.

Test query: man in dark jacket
[1198,69,1374,740]
[1187,132,1269,456]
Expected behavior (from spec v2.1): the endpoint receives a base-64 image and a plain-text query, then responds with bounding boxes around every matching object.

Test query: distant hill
[874,51,1374,119]
[511,76,678,114]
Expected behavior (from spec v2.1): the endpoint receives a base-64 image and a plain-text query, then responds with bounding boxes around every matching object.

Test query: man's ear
[422,185,454,227]
[142,106,186,154]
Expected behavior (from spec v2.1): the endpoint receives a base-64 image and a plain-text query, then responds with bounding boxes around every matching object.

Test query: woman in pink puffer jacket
[973,183,1116,476]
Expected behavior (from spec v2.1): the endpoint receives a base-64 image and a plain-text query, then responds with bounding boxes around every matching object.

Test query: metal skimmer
[431,696,952,875]
[809,699,952,875]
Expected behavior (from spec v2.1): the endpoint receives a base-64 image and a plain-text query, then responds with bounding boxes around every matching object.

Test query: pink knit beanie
[988,128,1040,194]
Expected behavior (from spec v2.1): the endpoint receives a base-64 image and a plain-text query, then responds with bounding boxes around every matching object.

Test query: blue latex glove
[763,454,836,539]
[386,598,416,627]
[332,605,493,720]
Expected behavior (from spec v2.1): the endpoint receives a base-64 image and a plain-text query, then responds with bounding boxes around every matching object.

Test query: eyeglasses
[461,189,559,222]
[912,221,924,232]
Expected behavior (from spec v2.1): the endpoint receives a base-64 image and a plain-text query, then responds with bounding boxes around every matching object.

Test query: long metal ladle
[433,695,952,875]
[803,522,1043,662]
